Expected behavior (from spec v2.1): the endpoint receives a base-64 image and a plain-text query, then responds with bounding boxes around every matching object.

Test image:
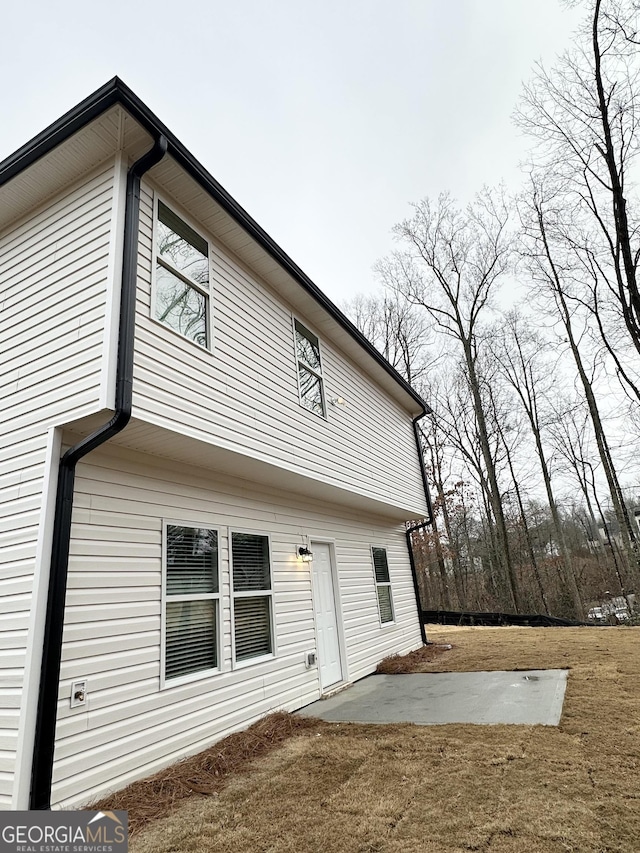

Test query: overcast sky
[2,0,583,303]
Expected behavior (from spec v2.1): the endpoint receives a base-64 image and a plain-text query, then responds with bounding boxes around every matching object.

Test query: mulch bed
[376,642,453,673]
[91,711,322,835]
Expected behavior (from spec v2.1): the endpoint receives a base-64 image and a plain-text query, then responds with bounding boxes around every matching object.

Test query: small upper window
[294,320,326,417]
[372,547,394,624]
[155,200,210,347]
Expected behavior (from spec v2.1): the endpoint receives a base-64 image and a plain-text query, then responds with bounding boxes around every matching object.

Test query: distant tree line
[344,0,640,619]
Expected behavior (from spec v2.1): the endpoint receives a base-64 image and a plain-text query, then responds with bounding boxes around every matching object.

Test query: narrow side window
[294,319,326,417]
[155,200,210,347]
[164,525,219,680]
[372,547,394,624]
[231,532,274,662]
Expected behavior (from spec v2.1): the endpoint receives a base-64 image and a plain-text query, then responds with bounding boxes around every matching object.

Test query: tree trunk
[500,429,550,614]
[536,206,640,590]
[463,341,522,611]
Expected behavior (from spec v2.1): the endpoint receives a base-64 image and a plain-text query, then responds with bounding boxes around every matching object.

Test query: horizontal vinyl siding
[132,182,426,514]
[52,446,422,808]
[0,164,115,806]
[0,164,114,431]
[0,431,48,809]
[0,433,48,642]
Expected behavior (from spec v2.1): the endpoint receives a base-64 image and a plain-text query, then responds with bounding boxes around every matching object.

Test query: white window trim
[229,528,276,668]
[160,520,221,689]
[151,192,214,351]
[292,316,327,420]
[371,545,395,627]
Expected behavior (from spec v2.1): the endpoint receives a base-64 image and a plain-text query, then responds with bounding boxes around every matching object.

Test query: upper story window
[164,524,219,682]
[372,547,394,625]
[294,319,326,417]
[155,200,210,347]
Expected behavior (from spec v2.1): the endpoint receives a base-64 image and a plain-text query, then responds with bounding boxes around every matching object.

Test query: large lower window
[294,319,326,417]
[372,547,394,624]
[232,532,273,662]
[164,525,219,681]
[154,200,210,347]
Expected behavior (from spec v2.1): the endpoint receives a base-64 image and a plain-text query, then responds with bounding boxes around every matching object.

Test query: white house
[0,79,431,812]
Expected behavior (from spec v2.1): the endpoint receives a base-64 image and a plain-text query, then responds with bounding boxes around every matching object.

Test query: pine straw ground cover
[96,626,640,853]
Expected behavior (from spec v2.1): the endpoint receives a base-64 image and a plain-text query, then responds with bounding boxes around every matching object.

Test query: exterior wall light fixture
[298,546,313,562]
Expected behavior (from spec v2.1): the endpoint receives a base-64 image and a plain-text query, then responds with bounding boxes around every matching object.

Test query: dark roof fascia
[0,77,430,415]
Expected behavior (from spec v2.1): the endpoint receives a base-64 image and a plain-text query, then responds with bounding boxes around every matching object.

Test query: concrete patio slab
[300,670,568,726]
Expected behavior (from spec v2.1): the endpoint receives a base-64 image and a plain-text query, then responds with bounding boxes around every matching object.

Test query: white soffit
[63,418,425,521]
[0,107,123,233]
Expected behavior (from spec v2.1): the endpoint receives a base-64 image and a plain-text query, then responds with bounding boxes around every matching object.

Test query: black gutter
[406,522,429,646]
[412,414,434,522]
[0,77,430,418]
[29,135,168,810]
[405,413,434,647]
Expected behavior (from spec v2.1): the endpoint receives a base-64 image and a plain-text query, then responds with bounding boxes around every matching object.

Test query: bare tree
[519,178,640,590]
[517,0,640,368]
[341,290,434,386]
[376,190,523,611]
[490,311,584,615]
[494,412,551,614]
[549,397,630,597]
[419,406,465,608]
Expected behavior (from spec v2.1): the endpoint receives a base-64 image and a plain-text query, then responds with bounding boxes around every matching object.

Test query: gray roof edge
[0,77,430,415]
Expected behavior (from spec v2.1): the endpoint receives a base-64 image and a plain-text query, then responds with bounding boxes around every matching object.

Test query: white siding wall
[53,445,422,808]
[0,164,116,807]
[132,182,426,514]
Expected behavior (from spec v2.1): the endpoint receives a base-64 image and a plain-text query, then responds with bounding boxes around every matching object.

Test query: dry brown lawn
[102,626,640,853]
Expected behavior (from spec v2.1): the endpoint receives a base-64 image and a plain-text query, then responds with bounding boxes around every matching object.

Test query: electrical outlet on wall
[305,651,316,668]
[70,680,87,708]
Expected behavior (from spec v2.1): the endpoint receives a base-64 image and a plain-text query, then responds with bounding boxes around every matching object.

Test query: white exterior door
[310,542,343,690]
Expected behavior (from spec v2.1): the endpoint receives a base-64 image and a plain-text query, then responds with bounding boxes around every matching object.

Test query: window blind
[372,547,394,624]
[165,525,218,681]
[234,597,272,661]
[158,200,209,263]
[166,600,217,679]
[372,547,391,584]
[166,527,218,595]
[232,532,272,661]
[232,533,271,591]
[377,586,394,624]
